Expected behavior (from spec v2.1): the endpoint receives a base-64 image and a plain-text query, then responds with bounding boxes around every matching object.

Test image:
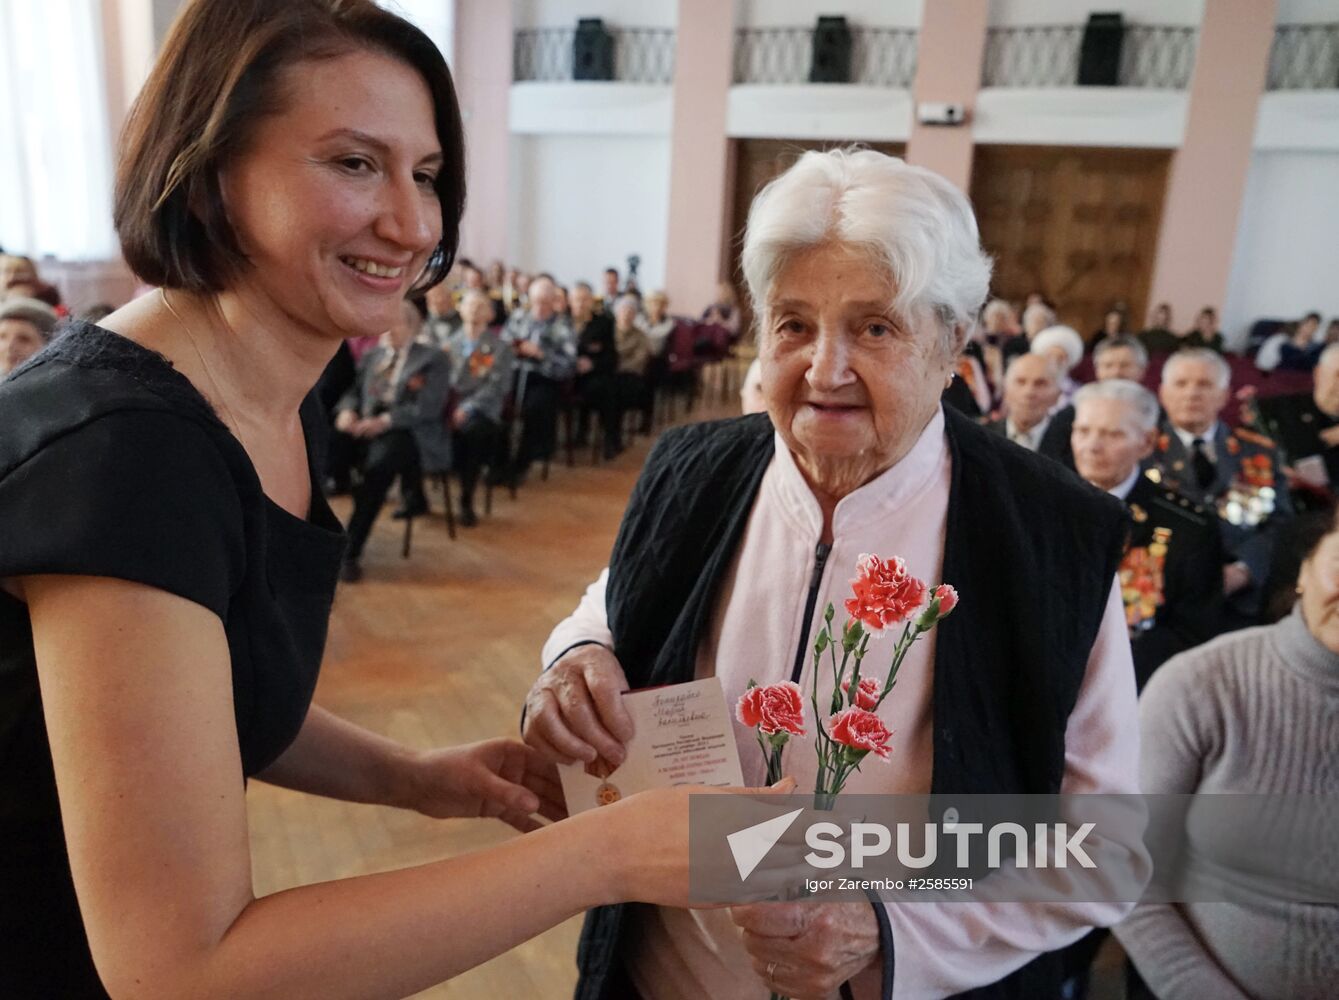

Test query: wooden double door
[970,145,1172,339]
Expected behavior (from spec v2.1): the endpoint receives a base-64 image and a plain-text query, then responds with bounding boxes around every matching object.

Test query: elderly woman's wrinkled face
[1299,531,1339,654]
[761,243,954,497]
[0,318,46,374]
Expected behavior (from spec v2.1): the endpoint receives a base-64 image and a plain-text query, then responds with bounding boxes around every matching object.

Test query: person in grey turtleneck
[1116,506,1339,999]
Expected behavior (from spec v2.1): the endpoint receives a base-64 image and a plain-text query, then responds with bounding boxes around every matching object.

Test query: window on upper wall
[0,0,118,260]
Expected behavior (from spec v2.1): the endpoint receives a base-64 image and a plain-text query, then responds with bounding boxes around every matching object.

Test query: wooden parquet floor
[245,387,742,1000]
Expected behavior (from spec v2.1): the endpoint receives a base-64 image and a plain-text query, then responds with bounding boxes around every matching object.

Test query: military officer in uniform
[1152,348,1292,626]
[1254,342,1339,512]
[1071,380,1224,688]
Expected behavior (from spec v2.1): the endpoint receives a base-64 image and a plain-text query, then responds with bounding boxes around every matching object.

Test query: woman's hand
[597,778,800,910]
[406,739,567,832]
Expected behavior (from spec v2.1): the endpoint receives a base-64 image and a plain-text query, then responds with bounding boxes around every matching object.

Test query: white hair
[1030,325,1084,373]
[982,298,1016,329]
[1161,347,1230,390]
[1022,303,1056,333]
[1073,379,1161,433]
[614,294,640,316]
[741,148,992,345]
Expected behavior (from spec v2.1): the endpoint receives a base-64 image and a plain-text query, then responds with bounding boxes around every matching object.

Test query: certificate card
[558,677,745,814]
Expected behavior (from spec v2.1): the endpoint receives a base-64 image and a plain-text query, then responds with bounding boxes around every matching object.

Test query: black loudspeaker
[1078,13,1124,86]
[573,18,614,81]
[809,16,852,83]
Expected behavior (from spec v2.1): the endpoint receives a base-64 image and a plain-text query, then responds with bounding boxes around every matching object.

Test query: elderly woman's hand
[730,901,880,999]
[523,644,634,776]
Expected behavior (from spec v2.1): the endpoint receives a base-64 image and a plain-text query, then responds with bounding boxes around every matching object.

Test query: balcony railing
[512,27,675,84]
[1267,23,1339,90]
[732,27,918,87]
[981,24,1197,89]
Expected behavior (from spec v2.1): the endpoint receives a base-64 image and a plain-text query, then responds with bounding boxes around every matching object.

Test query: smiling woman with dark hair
[0,1,730,996]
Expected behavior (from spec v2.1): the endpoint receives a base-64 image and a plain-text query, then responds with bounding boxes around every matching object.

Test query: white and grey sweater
[1115,605,1339,999]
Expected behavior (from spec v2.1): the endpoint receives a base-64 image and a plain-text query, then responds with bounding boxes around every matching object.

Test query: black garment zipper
[789,541,833,685]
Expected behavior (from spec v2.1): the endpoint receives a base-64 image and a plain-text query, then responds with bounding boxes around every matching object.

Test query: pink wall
[663,0,734,317]
[1147,0,1277,328]
[453,0,512,268]
[905,0,988,192]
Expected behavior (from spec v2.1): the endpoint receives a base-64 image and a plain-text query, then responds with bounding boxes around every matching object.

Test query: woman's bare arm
[25,574,683,1000]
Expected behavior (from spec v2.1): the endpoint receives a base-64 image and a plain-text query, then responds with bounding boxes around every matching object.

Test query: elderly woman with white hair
[523,149,1144,1000]
[1031,324,1085,410]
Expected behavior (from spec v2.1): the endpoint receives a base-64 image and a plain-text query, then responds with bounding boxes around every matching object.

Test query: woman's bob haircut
[114,0,465,295]
[741,148,992,346]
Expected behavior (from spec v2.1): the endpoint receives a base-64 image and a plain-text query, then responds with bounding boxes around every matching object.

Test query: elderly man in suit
[444,290,514,526]
[985,353,1072,463]
[336,297,451,581]
[1150,348,1292,625]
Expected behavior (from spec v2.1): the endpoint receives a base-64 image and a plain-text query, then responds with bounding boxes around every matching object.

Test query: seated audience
[1183,306,1225,353]
[445,290,514,525]
[701,281,741,336]
[1093,333,1149,383]
[502,276,576,483]
[460,261,506,326]
[335,299,451,581]
[1071,380,1223,688]
[1022,301,1056,341]
[1139,302,1177,353]
[0,297,59,377]
[570,281,617,451]
[985,353,1071,462]
[1092,306,1128,346]
[1257,311,1323,372]
[739,356,765,415]
[1044,334,1152,471]
[0,254,61,307]
[979,297,1029,399]
[1151,349,1292,626]
[1030,324,1085,408]
[1115,503,1339,999]
[502,268,528,313]
[596,267,620,313]
[1256,342,1339,510]
[484,260,506,291]
[642,289,675,355]
[608,294,652,457]
[422,279,461,345]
